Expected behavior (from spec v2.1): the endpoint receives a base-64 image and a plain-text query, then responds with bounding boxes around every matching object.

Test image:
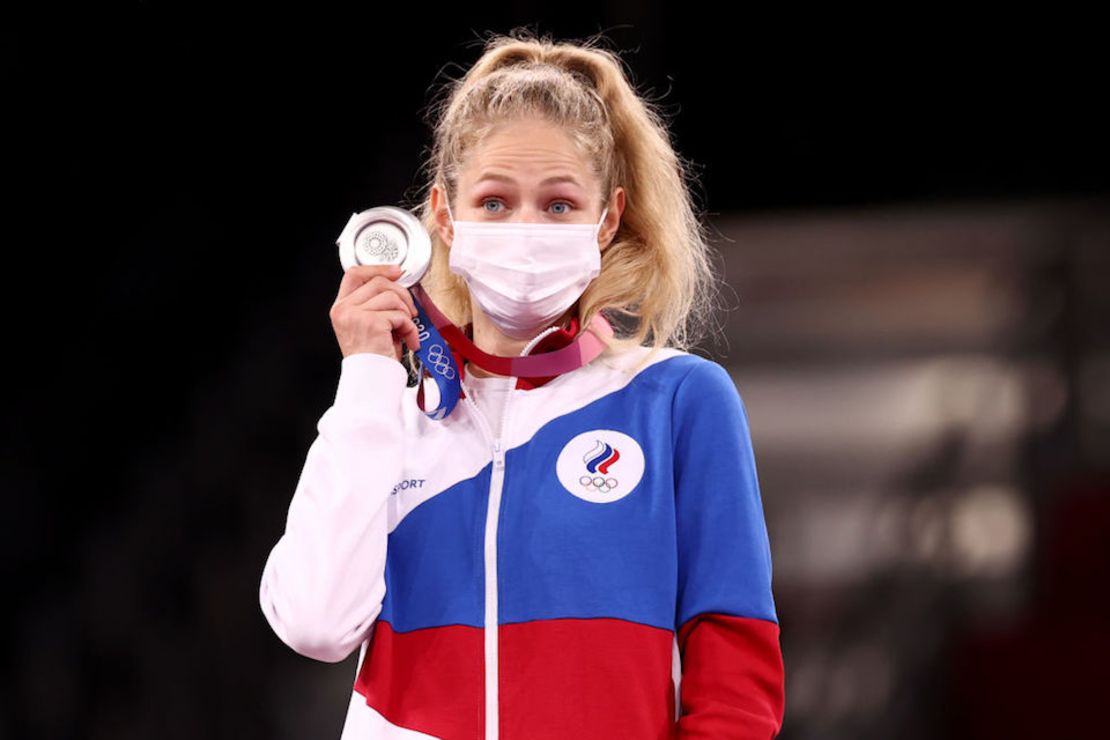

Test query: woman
[260,30,785,739]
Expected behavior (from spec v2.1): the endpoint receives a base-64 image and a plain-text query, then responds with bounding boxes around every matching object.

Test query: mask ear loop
[462,323,565,388]
[521,325,563,354]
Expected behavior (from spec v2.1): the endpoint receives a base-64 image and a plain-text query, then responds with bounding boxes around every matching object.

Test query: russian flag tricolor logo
[583,440,621,475]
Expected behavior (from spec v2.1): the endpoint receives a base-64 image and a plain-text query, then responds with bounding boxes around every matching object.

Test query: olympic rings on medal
[425,344,456,380]
[578,475,619,494]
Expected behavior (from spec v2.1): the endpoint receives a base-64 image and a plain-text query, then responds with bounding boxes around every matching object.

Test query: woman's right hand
[330,264,422,361]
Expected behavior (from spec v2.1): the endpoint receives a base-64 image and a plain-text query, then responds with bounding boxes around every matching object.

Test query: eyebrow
[475,172,584,188]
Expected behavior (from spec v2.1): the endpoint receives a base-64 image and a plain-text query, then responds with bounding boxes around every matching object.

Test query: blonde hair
[402,28,725,376]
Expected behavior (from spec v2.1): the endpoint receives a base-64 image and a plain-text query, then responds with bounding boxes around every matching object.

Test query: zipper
[463,377,516,740]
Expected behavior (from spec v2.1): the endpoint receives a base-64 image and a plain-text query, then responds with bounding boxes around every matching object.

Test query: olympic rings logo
[579,475,619,494]
[425,343,456,379]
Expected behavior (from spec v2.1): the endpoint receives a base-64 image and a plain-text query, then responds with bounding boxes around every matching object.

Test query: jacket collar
[450,316,583,393]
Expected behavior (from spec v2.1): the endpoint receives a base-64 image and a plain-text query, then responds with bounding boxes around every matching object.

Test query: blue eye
[479,198,573,215]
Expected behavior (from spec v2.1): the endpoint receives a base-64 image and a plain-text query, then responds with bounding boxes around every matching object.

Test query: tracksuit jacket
[259,317,786,739]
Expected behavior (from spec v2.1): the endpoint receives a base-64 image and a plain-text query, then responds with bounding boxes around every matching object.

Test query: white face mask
[446,199,608,341]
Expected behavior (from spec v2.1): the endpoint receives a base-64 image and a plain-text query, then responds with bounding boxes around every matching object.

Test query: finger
[356,290,410,316]
[400,310,422,352]
[342,274,418,317]
[381,309,421,352]
[336,264,403,302]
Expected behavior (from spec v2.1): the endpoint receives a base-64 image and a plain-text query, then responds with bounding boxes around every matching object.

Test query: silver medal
[336,206,432,288]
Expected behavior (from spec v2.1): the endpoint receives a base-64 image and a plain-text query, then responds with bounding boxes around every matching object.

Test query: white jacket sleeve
[259,352,409,663]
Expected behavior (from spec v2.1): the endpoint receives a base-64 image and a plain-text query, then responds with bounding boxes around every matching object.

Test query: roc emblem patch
[555,429,645,503]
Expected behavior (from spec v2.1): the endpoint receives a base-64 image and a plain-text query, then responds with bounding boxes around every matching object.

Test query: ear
[599,186,626,253]
[431,183,454,246]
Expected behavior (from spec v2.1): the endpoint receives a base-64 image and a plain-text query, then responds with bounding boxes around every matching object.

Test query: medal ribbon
[407,283,614,421]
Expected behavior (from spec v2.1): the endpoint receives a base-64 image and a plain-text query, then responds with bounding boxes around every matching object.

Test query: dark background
[5,4,1108,738]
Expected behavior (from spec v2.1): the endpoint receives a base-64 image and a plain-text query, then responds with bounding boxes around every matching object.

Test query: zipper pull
[493,439,504,469]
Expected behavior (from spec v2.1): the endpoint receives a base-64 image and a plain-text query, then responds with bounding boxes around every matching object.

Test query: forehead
[460,118,593,188]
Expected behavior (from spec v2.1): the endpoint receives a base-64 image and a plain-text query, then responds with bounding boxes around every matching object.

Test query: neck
[467,303,575,379]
